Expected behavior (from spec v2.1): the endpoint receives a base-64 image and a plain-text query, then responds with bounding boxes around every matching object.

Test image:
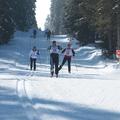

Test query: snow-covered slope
[0,30,120,120]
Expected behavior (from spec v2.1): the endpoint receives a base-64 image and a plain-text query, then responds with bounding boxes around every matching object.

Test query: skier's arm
[37,50,40,55]
[72,49,75,56]
[58,45,62,50]
[29,51,32,58]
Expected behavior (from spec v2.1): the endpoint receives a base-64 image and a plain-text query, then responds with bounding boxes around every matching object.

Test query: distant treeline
[0,0,37,44]
[46,0,120,52]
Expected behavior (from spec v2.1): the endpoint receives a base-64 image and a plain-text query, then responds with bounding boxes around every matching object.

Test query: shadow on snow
[31,97,120,120]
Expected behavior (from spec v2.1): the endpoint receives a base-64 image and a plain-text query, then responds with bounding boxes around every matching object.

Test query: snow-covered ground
[0,30,120,120]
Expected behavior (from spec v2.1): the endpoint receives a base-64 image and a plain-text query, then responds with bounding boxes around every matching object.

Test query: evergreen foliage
[0,0,37,44]
[47,0,65,34]
[48,0,120,54]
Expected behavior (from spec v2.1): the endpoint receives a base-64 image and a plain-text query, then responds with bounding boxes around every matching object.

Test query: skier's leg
[48,35,50,41]
[55,56,59,77]
[58,57,66,71]
[30,58,33,70]
[33,59,36,71]
[68,58,71,73]
[50,56,54,76]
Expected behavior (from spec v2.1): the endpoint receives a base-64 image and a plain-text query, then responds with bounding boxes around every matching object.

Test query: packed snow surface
[0,30,120,120]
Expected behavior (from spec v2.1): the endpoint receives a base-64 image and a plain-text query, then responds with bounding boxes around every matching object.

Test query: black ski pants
[47,34,50,40]
[59,56,71,73]
[30,58,36,70]
[50,53,59,75]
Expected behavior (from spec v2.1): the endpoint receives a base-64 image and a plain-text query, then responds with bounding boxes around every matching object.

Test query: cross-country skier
[29,46,39,71]
[33,29,37,38]
[45,29,51,40]
[48,41,62,77]
[58,43,75,73]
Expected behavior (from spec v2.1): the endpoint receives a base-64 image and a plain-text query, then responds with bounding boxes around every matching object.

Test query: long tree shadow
[0,86,29,120]
[31,98,120,120]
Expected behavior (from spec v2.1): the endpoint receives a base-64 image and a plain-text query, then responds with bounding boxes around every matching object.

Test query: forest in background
[0,0,37,44]
[0,0,120,57]
[45,0,120,55]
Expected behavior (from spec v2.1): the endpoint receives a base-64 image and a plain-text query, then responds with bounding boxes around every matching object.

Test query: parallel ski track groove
[16,71,40,120]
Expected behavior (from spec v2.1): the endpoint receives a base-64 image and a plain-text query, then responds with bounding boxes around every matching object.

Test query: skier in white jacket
[29,46,39,70]
[48,41,62,77]
[58,43,75,73]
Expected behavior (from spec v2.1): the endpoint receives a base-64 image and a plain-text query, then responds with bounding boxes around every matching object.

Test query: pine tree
[0,0,37,44]
[49,0,65,34]
[49,0,120,53]
[0,0,15,43]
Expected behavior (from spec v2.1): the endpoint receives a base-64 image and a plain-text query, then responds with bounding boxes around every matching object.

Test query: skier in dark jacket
[58,43,75,73]
[46,29,51,40]
[48,41,62,77]
[33,29,37,38]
